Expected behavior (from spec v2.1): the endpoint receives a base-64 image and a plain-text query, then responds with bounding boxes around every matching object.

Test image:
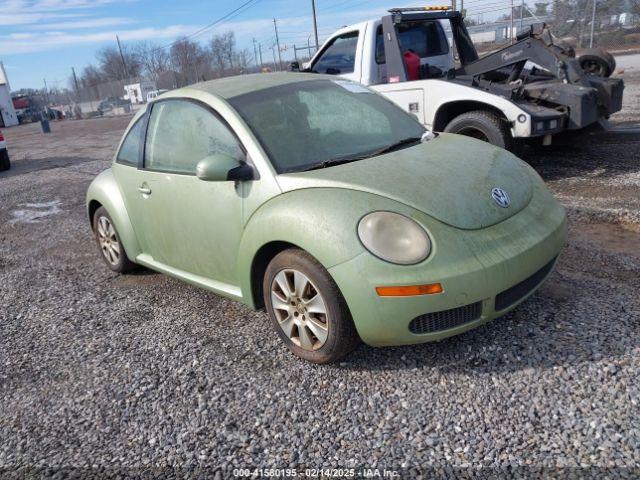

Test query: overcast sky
[0,0,523,90]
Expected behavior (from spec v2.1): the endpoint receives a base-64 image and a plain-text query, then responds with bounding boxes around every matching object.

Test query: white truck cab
[311,19,453,85]
[305,7,624,150]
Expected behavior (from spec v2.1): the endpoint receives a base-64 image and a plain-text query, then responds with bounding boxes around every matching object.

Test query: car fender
[237,188,408,309]
[86,168,142,261]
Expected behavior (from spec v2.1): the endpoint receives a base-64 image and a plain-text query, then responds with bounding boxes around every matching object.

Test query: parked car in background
[97,97,130,115]
[0,130,10,171]
[86,73,567,363]
[146,89,169,103]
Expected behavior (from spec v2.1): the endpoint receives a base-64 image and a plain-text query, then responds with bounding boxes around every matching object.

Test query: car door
[130,98,246,290]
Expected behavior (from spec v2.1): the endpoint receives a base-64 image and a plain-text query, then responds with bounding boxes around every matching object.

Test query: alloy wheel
[270,269,329,351]
[96,215,120,266]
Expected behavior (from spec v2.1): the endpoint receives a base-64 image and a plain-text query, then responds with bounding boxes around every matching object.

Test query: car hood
[276,134,533,230]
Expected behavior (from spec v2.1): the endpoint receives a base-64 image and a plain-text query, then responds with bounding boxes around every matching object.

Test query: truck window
[375,21,449,64]
[312,31,359,74]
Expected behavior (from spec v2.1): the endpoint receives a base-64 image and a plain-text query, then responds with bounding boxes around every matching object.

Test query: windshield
[228,79,425,173]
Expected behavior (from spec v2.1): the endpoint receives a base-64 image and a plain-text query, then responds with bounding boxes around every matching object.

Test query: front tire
[0,149,10,172]
[444,110,513,150]
[92,206,136,273]
[263,248,359,364]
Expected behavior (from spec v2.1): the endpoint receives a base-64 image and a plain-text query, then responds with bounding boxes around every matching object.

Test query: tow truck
[300,6,625,150]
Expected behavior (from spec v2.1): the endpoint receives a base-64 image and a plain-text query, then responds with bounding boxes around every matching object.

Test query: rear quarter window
[116,119,143,166]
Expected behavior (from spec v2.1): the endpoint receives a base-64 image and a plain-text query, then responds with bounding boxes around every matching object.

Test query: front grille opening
[409,302,483,334]
[494,256,557,312]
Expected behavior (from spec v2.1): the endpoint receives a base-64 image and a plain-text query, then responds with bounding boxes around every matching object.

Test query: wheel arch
[88,199,102,230]
[249,240,299,310]
[433,100,509,132]
[86,168,142,261]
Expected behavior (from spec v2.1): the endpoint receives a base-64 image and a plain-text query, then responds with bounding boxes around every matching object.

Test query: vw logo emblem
[491,187,510,208]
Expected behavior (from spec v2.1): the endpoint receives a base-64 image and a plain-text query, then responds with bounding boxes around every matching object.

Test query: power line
[150,0,262,53]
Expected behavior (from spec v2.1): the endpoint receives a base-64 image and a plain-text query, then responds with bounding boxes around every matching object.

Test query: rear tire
[92,206,137,273]
[0,149,10,172]
[578,49,615,77]
[263,248,359,364]
[444,110,513,150]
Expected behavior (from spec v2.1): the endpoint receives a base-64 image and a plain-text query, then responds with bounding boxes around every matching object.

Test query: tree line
[72,32,253,90]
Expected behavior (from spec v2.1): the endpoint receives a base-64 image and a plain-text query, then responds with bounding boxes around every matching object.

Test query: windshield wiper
[302,137,423,172]
[302,157,361,171]
[369,136,423,156]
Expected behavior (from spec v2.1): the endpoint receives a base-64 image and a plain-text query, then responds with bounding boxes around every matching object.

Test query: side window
[376,21,449,65]
[375,25,385,64]
[312,31,359,74]
[144,99,243,174]
[116,118,143,166]
[397,21,449,58]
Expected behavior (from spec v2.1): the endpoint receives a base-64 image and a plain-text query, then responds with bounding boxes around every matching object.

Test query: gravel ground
[1,76,639,478]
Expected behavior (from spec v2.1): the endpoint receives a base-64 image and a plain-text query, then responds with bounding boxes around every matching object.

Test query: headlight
[357,212,431,265]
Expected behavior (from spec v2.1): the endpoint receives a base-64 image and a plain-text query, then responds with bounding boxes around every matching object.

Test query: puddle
[10,199,63,224]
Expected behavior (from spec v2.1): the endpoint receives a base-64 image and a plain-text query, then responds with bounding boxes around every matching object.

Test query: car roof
[181,72,328,100]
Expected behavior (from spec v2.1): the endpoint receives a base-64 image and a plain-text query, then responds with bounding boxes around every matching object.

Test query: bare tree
[80,64,105,87]
[233,48,252,72]
[170,37,211,86]
[97,45,142,81]
[210,32,236,75]
[134,41,170,82]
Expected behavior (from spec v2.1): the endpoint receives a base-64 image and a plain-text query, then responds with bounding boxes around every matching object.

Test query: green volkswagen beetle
[87,73,566,363]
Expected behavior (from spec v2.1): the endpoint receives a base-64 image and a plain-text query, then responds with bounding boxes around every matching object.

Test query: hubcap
[270,269,329,351]
[96,216,120,266]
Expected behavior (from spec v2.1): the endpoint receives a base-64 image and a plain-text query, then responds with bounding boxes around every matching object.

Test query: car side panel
[86,168,142,261]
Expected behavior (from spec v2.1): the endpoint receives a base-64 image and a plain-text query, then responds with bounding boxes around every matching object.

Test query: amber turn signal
[375,283,443,297]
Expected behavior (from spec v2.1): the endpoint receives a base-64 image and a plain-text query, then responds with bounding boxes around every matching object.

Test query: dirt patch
[573,222,640,258]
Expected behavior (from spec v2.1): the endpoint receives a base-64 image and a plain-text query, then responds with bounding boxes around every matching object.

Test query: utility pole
[43,78,50,105]
[71,67,80,98]
[520,0,524,31]
[273,18,283,71]
[311,0,319,50]
[294,44,298,62]
[116,35,128,79]
[510,0,515,43]
[307,38,312,57]
[589,0,597,48]
[271,45,278,71]
[258,43,264,67]
[252,38,259,67]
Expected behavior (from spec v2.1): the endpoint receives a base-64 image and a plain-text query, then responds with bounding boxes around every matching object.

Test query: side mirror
[196,153,254,182]
[289,61,300,72]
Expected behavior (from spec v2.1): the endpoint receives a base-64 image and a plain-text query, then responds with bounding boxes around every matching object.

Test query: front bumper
[329,180,567,346]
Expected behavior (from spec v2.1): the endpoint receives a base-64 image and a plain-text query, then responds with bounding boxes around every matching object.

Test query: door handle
[137,185,152,195]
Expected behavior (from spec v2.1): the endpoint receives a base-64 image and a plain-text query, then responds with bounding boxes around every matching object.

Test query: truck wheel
[444,110,513,150]
[0,149,10,171]
[578,49,615,77]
